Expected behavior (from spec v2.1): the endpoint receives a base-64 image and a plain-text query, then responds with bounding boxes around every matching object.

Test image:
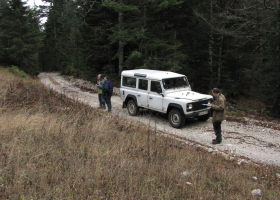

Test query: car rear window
[122,76,136,88]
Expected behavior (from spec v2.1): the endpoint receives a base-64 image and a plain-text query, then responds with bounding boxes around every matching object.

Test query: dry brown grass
[0,67,279,199]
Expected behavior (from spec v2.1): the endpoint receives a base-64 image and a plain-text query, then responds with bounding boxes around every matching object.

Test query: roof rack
[134,73,147,77]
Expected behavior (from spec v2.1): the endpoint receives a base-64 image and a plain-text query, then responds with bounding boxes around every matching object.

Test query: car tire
[168,108,185,128]
[127,99,138,116]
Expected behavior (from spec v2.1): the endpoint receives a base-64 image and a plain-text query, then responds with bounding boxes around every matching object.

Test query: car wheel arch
[167,103,184,115]
[125,95,138,106]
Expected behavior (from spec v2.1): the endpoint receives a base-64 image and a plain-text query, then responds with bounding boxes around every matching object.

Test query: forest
[0,0,280,117]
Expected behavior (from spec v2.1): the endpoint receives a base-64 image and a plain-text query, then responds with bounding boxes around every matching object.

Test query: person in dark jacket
[102,76,113,112]
[95,74,105,109]
[210,88,226,144]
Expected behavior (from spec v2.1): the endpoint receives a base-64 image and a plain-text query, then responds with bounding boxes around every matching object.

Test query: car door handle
[149,98,153,99]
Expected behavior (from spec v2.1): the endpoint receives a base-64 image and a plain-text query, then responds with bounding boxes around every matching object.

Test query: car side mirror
[157,88,164,97]
[157,88,162,94]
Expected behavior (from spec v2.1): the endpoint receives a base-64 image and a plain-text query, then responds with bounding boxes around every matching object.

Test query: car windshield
[162,76,189,89]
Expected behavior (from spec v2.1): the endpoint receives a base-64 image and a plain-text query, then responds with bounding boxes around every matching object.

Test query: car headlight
[208,100,211,104]
[187,103,193,110]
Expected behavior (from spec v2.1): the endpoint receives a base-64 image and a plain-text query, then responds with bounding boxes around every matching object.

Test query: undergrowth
[0,67,279,199]
[8,65,27,78]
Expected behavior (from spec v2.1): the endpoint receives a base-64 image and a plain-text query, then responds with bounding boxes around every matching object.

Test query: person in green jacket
[95,74,105,109]
[210,88,226,144]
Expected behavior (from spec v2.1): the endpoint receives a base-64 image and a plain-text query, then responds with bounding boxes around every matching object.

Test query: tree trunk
[218,35,223,84]
[143,3,147,67]
[118,9,123,76]
[208,0,214,87]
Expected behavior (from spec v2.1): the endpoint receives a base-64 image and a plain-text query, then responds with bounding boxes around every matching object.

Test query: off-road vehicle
[120,69,212,128]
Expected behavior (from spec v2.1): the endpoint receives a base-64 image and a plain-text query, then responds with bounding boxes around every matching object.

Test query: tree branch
[79,0,98,22]
[263,0,276,10]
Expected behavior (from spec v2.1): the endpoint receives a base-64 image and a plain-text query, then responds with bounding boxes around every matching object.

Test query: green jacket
[212,94,226,122]
[97,80,104,94]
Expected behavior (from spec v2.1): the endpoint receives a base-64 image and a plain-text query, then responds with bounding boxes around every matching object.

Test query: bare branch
[79,0,98,22]
[263,0,276,10]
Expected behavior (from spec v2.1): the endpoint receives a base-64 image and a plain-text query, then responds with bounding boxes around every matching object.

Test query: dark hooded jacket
[103,79,113,96]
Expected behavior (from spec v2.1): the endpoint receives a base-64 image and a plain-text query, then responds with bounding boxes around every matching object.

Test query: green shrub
[8,65,27,78]
[9,65,19,73]
[18,70,27,78]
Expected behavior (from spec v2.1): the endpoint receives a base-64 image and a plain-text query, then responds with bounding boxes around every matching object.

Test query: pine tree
[260,9,280,115]
[138,0,186,72]
[102,0,140,75]
[79,0,119,78]
[102,0,187,75]
[40,0,65,71]
[0,0,42,75]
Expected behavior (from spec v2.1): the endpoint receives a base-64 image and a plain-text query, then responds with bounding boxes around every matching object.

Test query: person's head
[97,74,102,80]
[212,88,220,97]
[104,76,109,81]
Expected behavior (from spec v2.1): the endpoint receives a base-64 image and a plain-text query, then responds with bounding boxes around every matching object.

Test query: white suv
[120,69,213,128]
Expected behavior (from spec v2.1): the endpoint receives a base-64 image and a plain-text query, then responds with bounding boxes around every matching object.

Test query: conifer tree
[260,9,280,115]
[137,0,186,72]
[40,0,65,71]
[0,0,42,75]
[102,0,186,74]
[102,0,140,75]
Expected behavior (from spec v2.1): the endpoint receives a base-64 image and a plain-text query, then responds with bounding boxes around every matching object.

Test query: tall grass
[0,67,279,199]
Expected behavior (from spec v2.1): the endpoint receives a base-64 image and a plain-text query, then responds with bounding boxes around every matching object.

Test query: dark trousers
[98,94,105,108]
[213,122,222,142]
[103,95,112,111]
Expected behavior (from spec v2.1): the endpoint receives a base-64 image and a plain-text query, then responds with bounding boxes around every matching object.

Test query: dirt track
[38,72,280,166]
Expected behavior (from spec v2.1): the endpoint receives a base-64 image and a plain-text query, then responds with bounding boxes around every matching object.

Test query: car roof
[121,69,185,80]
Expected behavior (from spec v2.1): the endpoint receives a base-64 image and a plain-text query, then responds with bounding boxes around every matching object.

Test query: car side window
[138,79,148,90]
[150,81,162,93]
[122,76,136,88]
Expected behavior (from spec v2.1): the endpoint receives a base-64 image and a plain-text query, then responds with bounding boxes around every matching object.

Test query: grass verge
[0,67,279,199]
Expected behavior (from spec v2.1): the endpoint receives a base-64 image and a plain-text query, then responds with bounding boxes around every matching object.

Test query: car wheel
[127,99,138,116]
[168,108,185,128]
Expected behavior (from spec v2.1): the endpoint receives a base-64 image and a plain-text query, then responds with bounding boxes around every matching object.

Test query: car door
[137,78,149,107]
[148,80,163,111]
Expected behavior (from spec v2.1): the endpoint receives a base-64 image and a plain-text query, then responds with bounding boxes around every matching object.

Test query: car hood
[165,91,212,101]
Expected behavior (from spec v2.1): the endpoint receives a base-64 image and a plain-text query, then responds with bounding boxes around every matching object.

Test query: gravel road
[38,72,280,166]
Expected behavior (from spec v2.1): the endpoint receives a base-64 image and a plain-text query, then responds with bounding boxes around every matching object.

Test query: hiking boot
[212,139,221,144]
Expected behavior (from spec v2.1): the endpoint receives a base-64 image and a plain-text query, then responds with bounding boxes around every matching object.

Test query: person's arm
[97,80,104,89]
[211,97,225,110]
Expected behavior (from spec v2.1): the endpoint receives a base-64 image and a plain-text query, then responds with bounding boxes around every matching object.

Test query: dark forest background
[1,0,280,116]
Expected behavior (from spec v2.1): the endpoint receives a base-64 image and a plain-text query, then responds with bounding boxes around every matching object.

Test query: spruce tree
[40,0,64,72]
[0,0,42,75]
[102,0,186,74]
[260,9,280,116]
[79,0,118,78]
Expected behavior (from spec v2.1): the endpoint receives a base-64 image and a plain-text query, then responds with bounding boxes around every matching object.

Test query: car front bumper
[185,109,210,118]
